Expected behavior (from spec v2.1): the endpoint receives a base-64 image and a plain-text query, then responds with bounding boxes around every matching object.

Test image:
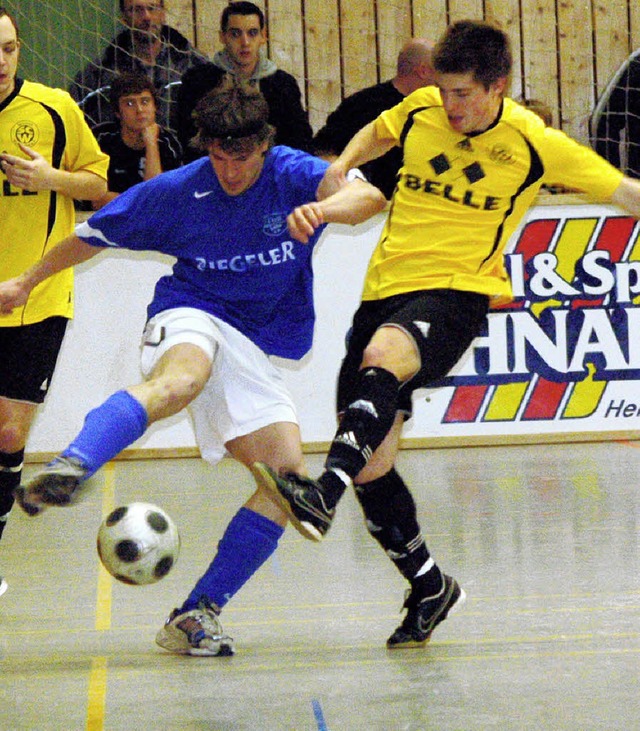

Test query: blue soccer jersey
[76,146,330,359]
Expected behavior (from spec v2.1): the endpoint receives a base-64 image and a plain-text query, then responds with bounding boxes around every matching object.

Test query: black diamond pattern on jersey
[463,162,485,183]
[430,154,451,175]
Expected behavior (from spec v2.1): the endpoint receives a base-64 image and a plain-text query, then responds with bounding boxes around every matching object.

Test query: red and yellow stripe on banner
[444,214,640,424]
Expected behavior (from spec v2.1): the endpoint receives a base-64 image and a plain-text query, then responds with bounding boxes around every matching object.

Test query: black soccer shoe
[251,463,335,542]
[14,456,88,516]
[387,574,466,649]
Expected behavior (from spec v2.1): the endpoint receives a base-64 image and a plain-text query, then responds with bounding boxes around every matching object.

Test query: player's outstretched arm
[317,121,396,200]
[0,234,105,315]
[288,179,386,244]
[611,176,640,218]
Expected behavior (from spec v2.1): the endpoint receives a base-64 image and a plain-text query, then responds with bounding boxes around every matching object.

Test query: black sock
[0,449,24,541]
[354,468,442,595]
[321,367,399,507]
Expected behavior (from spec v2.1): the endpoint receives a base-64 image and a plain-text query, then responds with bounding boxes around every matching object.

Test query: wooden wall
[167,0,640,145]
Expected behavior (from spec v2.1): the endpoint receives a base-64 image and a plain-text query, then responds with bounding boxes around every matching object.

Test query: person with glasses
[69,0,208,130]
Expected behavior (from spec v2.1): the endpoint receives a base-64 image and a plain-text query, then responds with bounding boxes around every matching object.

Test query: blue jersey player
[0,85,386,655]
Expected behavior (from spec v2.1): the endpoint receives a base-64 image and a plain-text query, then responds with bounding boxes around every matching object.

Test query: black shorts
[0,317,69,404]
[336,290,489,417]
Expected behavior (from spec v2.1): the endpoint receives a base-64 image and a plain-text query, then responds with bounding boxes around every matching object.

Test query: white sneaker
[0,575,7,597]
[156,598,234,656]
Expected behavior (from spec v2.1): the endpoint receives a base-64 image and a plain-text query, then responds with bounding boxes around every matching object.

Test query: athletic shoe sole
[251,463,324,542]
[13,486,46,516]
[155,625,234,657]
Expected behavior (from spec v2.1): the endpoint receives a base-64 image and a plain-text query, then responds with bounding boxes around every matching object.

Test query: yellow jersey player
[253,20,640,649]
[0,8,109,596]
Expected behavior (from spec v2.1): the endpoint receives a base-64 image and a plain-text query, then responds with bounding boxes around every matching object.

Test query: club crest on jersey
[263,213,288,237]
[11,121,39,147]
[489,144,516,165]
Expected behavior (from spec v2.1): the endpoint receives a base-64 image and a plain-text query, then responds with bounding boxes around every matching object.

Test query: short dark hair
[433,20,512,89]
[109,73,157,111]
[119,0,165,13]
[0,7,19,38]
[220,1,265,32]
[192,83,274,154]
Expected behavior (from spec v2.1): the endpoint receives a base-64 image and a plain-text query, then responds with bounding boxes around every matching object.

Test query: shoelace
[178,610,221,644]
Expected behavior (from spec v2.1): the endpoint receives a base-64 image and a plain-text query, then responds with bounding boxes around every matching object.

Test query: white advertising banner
[26,202,640,457]
[400,201,640,444]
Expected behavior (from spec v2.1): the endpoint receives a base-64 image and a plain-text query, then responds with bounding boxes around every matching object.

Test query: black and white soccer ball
[97,502,180,585]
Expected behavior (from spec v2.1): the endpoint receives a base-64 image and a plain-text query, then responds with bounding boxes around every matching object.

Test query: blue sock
[181,507,284,612]
[61,390,148,479]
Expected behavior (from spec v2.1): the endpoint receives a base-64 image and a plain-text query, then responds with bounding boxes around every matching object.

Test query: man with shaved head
[313,38,435,198]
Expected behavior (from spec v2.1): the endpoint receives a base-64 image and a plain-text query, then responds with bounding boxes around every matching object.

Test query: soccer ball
[97,502,180,585]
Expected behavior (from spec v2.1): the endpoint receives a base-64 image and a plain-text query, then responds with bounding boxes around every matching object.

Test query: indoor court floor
[1,440,639,730]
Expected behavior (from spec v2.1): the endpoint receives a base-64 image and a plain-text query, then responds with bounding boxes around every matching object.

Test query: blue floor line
[312,698,328,731]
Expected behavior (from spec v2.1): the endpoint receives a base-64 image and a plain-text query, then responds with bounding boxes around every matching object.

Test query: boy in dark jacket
[177,1,312,161]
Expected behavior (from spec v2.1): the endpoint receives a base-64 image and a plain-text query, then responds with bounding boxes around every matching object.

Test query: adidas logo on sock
[335,431,360,450]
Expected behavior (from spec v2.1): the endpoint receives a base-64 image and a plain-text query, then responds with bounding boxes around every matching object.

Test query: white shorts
[139,307,298,465]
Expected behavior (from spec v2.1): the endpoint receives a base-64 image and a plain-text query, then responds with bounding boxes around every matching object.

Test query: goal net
[5,0,640,157]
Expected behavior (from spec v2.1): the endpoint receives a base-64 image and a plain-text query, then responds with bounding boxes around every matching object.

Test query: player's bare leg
[15,344,211,515]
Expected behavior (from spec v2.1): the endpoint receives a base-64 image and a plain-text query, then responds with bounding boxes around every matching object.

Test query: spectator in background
[312,38,435,199]
[0,7,109,597]
[69,0,208,130]
[590,49,640,178]
[177,1,312,162]
[90,73,182,210]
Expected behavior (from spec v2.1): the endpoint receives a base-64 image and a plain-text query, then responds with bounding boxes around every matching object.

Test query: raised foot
[251,462,335,542]
[14,456,88,516]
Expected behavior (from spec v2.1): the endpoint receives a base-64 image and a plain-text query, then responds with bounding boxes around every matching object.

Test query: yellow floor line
[86,463,116,731]
[95,462,116,631]
[86,656,108,731]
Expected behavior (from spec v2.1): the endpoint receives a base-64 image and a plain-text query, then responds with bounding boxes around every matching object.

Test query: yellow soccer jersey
[0,79,109,326]
[364,90,624,305]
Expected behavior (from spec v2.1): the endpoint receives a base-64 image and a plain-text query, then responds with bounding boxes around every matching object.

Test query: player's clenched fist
[287,202,325,244]
[0,277,29,314]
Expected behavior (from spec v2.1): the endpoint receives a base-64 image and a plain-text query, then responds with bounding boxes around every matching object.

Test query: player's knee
[148,370,206,414]
[173,369,207,399]
[0,422,29,454]
[361,330,419,380]
[361,340,394,370]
